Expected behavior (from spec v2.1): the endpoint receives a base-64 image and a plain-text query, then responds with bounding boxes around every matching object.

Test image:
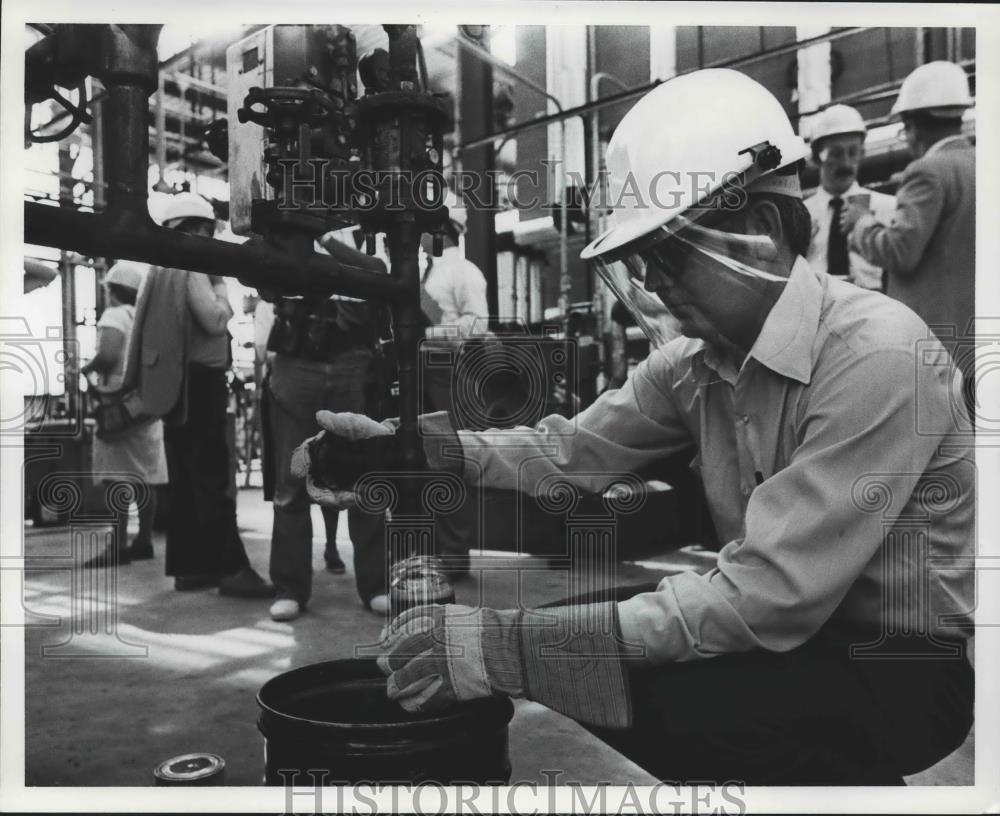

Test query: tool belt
[267,298,382,362]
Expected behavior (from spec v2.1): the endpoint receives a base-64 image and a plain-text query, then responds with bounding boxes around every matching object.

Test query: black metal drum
[257,658,514,785]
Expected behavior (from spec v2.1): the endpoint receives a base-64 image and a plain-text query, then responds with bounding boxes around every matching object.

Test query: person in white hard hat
[803,104,896,290]
[137,191,274,597]
[840,61,975,417]
[81,261,168,568]
[294,69,973,784]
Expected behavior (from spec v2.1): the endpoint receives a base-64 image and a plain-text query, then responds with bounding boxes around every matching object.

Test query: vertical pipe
[155,71,167,187]
[457,27,498,326]
[103,83,153,220]
[558,118,569,319]
[91,95,108,315]
[58,143,79,420]
[386,217,423,511]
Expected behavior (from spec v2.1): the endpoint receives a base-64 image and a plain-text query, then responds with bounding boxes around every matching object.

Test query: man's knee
[272,483,311,514]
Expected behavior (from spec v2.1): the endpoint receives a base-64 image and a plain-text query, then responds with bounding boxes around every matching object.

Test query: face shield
[593,207,788,350]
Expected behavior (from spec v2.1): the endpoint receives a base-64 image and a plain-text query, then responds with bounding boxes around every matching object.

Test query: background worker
[81,261,168,568]
[140,191,273,597]
[297,69,974,785]
[803,104,895,290]
[416,192,490,580]
[254,298,346,575]
[840,61,975,418]
[264,231,391,623]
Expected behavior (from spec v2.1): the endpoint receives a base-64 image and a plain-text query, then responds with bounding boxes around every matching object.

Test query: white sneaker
[270,598,301,621]
[367,594,390,615]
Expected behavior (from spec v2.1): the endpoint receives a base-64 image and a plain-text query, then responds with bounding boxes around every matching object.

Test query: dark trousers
[422,355,473,569]
[267,352,386,606]
[102,478,156,553]
[551,584,974,785]
[164,364,250,577]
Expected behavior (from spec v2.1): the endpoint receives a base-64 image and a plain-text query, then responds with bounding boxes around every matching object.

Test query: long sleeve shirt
[186,271,233,368]
[421,246,489,339]
[424,258,974,664]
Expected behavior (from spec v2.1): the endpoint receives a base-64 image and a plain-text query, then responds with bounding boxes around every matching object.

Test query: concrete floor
[20,487,972,787]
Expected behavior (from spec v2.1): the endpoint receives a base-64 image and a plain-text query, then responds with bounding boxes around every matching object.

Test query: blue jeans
[266,352,386,606]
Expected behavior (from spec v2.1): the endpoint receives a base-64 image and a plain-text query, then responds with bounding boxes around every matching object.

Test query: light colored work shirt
[186,271,233,368]
[804,181,896,290]
[94,304,135,392]
[430,257,974,664]
[421,246,489,339]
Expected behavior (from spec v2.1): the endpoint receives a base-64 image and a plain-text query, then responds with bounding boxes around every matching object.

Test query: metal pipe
[385,217,423,495]
[795,58,976,122]
[155,72,167,187]
[459,26,870,151]
[24,203,397,301]
[450,31,570,319]
[587,73,629,244]
[57,143,79,420]
[451,34,560,112]
[25,24,396,304]
[104,83,153,219]
[587,71,629,378]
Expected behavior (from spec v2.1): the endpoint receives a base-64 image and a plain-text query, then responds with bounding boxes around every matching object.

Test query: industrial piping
[23,23,426,479]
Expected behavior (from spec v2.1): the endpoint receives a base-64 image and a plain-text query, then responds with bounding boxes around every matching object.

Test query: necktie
[827,196,849,279]
[419,257,443,327]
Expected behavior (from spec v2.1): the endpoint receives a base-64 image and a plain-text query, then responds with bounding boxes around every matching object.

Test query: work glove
[377,601,633,729]
[289,410,403,508]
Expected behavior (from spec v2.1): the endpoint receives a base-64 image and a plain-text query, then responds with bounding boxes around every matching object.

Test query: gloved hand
[377,601,633,729]
[289,410,400,508]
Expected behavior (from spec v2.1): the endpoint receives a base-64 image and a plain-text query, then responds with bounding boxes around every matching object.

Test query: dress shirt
[805,182,896,290]
[421,246,489,339]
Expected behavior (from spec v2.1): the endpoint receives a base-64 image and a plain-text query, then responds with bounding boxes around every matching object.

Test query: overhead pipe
[25,202,395,300]
[450,32,571,323]
[24,24,398,301]
[459,26,871,151]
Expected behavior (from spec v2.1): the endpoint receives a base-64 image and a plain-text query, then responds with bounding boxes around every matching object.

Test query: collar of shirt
[810,180,865,209]
[924,134,970,158]
[693,256,821,387]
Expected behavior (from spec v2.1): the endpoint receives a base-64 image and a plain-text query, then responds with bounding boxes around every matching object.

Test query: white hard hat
[809,104,866,144]
[162,192,216,227]
[444,191,467,234]
[104,261,147,291]
[891,61,973,119]
[581,69,808,261]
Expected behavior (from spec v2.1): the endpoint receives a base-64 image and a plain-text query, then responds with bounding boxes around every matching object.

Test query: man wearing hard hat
[841,61,975,416]
[803,104,895,290]
[135,191,274,597]
[295,70,973,784]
